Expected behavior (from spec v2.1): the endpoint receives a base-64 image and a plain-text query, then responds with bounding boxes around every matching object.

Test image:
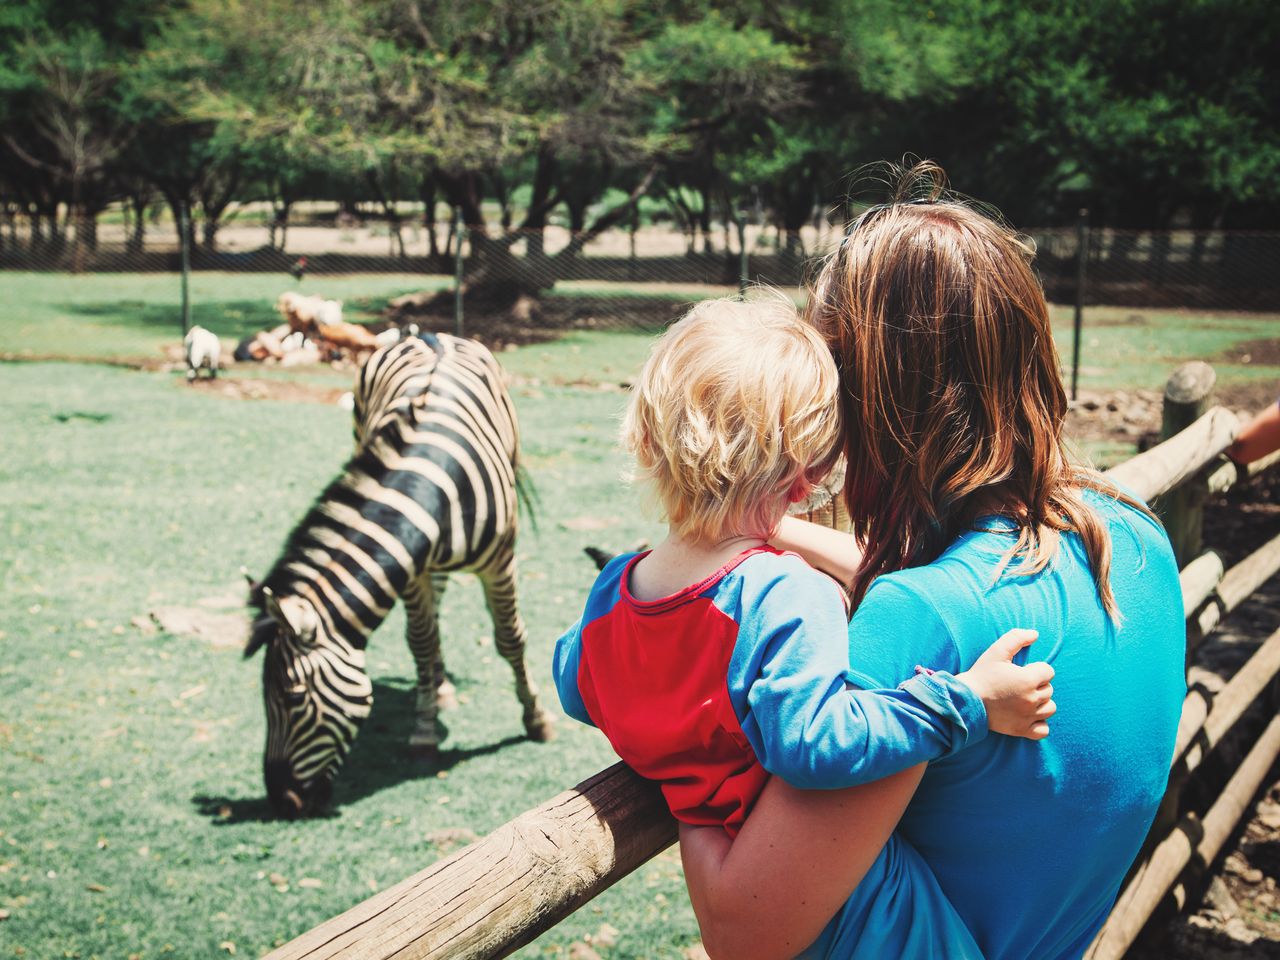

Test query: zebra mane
[247,442,406,656]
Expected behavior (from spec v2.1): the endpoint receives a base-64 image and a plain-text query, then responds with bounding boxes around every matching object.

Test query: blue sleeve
[729,562,987,790]
[550,552,636,728]
[551,617,596,727]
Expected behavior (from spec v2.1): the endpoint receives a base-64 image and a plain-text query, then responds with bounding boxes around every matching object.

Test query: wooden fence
[268,361,1280,960]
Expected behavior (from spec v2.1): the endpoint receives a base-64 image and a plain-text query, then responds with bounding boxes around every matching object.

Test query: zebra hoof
[436,680,459,711]
[525,712,556,743]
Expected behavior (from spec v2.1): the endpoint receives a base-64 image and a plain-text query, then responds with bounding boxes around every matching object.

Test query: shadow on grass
[192,678,529,824]
[56,292,399,345]
[59,299,279,343]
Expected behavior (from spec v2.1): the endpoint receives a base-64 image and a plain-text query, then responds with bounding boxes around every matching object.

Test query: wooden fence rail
[270,361,1279,960]
[266,765,675,960]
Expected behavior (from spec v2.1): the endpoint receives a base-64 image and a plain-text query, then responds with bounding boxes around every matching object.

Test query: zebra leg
[429,573,458,711]
[402,575,449,755]
[480,560,555,742]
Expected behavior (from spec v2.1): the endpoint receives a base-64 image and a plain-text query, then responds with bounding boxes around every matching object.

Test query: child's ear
[786,475,813,504]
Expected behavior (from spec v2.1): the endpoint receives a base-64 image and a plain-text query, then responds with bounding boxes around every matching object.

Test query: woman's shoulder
[1079,483,1178,563]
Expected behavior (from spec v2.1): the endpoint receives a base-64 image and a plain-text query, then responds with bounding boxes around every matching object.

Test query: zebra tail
[516,464,540,535]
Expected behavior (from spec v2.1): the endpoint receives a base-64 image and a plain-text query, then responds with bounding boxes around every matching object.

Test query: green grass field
[0,361,691,959]
[1,271,1278,959]
[1,271,1277,395]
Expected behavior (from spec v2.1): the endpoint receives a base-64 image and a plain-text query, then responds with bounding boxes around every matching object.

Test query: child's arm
[956,629,1056,739]
[551,618,596,727]
[768,515,863,589]
[734,569,1054,789]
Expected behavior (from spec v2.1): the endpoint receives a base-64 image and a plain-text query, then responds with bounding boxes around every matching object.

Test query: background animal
[244,332,554,817]
[183,325,220,381]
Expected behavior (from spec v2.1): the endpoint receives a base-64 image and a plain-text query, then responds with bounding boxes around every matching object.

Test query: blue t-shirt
[807,490,1185,960]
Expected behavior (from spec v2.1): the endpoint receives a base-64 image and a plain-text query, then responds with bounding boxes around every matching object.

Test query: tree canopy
[2,0,1276,251]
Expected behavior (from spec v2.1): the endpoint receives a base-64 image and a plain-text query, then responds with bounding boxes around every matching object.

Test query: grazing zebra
[244,332,554,818]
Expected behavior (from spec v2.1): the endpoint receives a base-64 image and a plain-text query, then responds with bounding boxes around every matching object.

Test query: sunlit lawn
[0,359,691,959]
[1,270,1277,958]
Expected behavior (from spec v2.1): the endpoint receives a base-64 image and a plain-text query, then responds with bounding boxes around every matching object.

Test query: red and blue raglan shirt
[552,547,988,837]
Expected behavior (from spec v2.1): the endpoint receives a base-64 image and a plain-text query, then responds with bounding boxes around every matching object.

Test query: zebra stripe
[249,333,553,816]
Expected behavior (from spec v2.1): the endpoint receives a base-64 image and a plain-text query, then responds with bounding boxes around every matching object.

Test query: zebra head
[244,586,373,818]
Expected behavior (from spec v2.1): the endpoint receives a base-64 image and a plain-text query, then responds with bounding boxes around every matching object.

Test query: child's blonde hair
[622,296,842,543]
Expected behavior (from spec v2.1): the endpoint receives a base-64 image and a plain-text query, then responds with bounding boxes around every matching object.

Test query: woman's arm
[769,515,864,588]
[680,765,924,960]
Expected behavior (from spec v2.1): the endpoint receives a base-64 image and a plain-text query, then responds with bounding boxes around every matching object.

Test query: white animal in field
[315,298,343,328]
[184,326,221,381]
[374,323,419,348]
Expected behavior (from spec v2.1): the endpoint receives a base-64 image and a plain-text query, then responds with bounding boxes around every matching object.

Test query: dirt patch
[1217,337,1280,369]
[146,605,249,650]
[1,351,167,370]
[1067,387,1164,452]
[185,376,349,405]
[1218,380,1280,417]
[1067,381,1280,459]
[1084,311,1152,327]
[389,287,680,351]
[1208,470,1280,568]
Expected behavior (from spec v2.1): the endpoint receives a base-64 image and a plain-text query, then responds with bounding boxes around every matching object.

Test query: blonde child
[552,298,1054,836]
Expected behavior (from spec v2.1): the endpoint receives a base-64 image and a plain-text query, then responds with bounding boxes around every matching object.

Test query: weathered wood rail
[269,361,1280,960]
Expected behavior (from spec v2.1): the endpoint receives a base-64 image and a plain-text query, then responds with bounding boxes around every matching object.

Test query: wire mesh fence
[1032,225,1280,313]
[2,206,1277,359]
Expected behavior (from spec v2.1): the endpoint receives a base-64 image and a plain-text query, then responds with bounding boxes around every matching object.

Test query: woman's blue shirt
[808,490,1185,960]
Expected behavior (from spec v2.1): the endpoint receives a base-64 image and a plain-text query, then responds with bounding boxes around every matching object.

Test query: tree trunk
[491,170,512,231]
[45,202,64,254]
[29,206,45,252]
[521,148,558,263]
[699,186,714,254]
[269,197,292,252]
[566,199,587,236]
[163,191,197,250]
[421,178,439,258]
[390,211,406,259]
[128,192,147,254]
[72,205,99,269]
[553,165,658,264]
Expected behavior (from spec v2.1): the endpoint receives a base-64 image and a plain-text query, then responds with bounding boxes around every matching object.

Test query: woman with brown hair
[678,164,1187,959]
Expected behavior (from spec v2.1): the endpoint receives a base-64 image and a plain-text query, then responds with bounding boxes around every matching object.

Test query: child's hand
[956,629,1055,740]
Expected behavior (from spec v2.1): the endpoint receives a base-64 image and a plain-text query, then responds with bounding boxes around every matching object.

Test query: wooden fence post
[1158,362,1217,568]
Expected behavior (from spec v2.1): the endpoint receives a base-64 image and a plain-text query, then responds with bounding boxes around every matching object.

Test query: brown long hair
[809,161,1149,613]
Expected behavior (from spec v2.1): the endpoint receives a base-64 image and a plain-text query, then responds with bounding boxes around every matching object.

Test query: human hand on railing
[1227,400,1280,466]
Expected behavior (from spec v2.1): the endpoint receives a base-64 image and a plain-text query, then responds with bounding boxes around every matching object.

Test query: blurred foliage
[1,0,1277,256]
